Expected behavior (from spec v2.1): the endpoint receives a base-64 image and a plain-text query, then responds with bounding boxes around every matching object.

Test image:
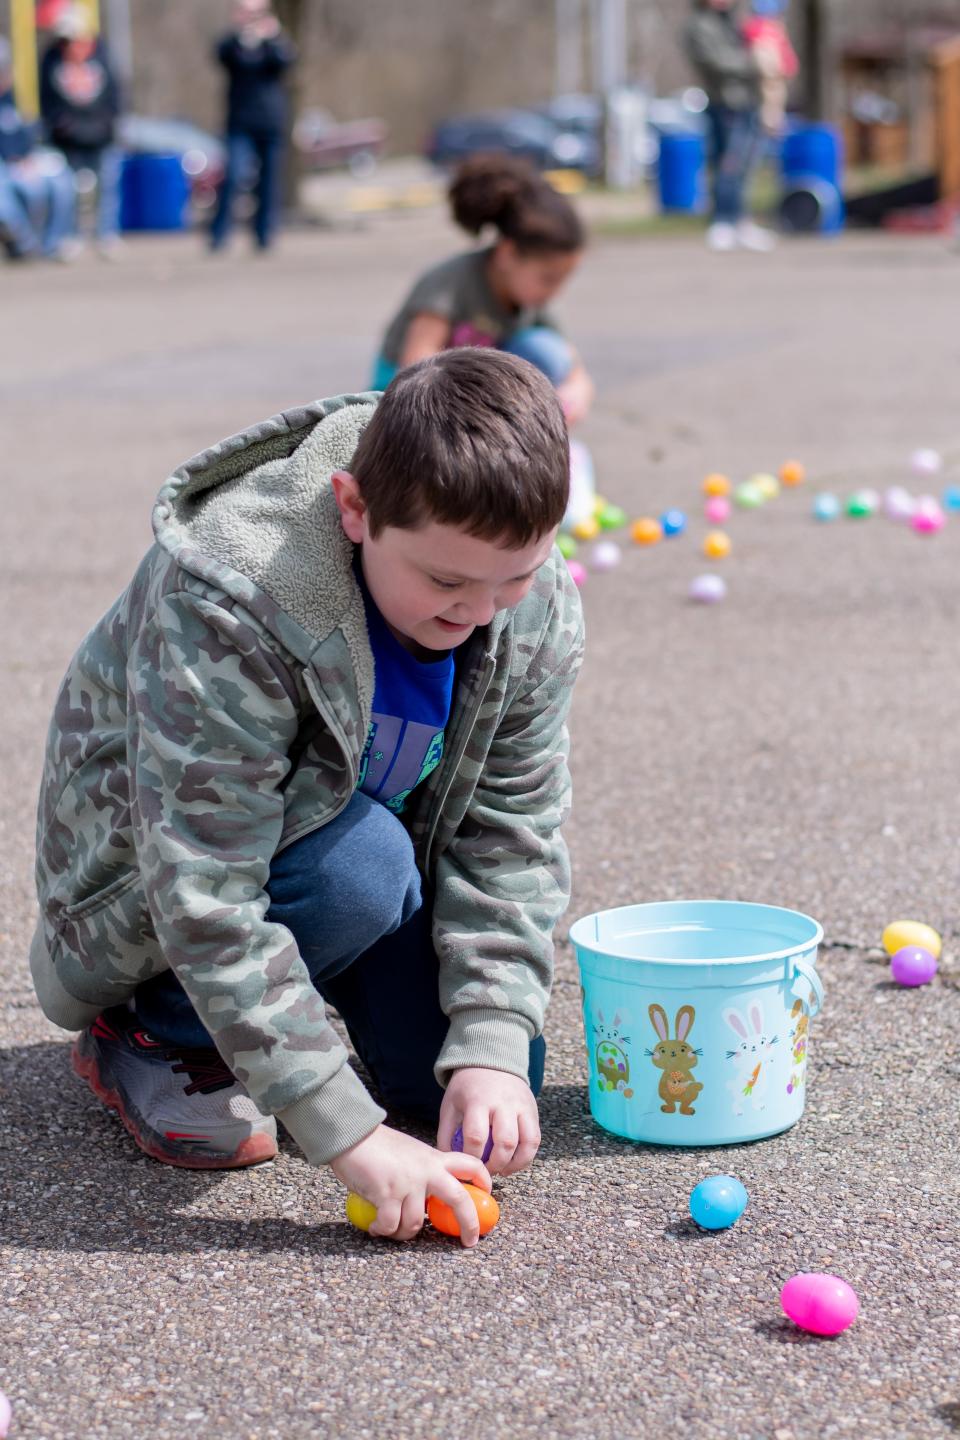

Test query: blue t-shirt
[356,569,455,815]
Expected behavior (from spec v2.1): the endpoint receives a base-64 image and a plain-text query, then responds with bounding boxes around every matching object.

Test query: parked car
[116,115,225,214]
[293,109,387,176]
[424,108,599,175]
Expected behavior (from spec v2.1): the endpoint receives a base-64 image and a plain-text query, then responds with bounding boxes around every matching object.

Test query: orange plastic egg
[426,1183,500,1238]
[780,460,806,487]
[703,473,732,498]
[703,530,732,559]
[630,516,663,546]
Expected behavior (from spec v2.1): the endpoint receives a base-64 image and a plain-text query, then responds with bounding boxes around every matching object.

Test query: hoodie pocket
[52,868,164,994]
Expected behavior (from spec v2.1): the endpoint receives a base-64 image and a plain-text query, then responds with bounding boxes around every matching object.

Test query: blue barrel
[780,123,844,233]
[658,132,707,214]
[120,154,189,232]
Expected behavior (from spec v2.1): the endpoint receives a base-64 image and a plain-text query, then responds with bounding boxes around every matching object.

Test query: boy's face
[332,471,558,654]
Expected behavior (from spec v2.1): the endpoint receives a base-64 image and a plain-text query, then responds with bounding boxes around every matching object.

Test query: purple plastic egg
[705,496,732,524]
[590,540,623,572]
[890,945,938,987]
[781,1273,859,1336]
[451,1124,494,1164]
[689,574,727,604]
[883,487,914,521]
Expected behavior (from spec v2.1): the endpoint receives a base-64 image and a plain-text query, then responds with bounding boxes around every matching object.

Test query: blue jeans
[0,158,75,257]
[61,145,120,241]
[706,105,762,223]
[210,131,284,250]
[132,793,546,1122]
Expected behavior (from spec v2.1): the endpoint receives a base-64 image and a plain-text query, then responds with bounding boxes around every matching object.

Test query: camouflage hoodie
[32,393,584,1165]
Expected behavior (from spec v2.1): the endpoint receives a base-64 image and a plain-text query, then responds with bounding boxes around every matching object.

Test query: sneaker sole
[72,1036,278,1170]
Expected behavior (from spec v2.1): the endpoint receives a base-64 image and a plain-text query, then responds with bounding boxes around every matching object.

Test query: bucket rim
[569,899,824,966]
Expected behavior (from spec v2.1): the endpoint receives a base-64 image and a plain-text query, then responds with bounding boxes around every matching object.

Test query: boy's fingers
[396,1192,426,1242]
[486,1108,519,1176]
[501,1108,541,1177]
[461,1106,491,1159]
[436,1106,459,1153]
[368,1198,401,1240]
[443,1152,491,1193]
[432,1174,481,1248]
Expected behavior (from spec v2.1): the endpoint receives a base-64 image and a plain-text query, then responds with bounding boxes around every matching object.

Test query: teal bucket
[569,901,824,1146]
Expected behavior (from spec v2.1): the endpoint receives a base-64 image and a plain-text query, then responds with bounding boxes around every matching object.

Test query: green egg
[598,505,628,532]
[557,533,579,559]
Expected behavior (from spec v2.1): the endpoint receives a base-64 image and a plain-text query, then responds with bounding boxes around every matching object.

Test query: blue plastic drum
[570,901,824,1146]
[120,153,189,233]
[657,132,707,214]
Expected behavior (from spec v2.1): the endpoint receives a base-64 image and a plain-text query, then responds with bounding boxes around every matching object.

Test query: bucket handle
[791,953,824,1018]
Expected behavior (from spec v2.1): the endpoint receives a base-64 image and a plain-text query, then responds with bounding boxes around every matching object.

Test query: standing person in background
[40,8,122,257]
[210,0,296,254]
[685,0,782,252]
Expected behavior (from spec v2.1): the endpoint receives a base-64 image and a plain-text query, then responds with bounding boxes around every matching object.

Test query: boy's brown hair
[350,349,569,545]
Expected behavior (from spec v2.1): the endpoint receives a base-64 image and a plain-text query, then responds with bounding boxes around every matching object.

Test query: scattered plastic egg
[705,496,731,524]
[813,493,840,522]
[598,504,628,531]
[883,486,914,521]
[427,1183,500,1238]
[911,447,942,476]
[703,472,732,497]
[882,919,941,959]
[781,1273,859,1336]
[780,460,806,487]
[566,559,587,587]
[689,574,727,604]
[751,472,780,501]
[452,1124,494,1162]
[913,506,945,535]
[345,1192,379,1232]
[557,533,578,559]
[631,516,664,546]
[590,540,623,571]
[890,945,938,987]
[661,508,687,536]
[572,515,600,542]
[942,485,960,512]
[703,530,732,560]
[846,491,876,518]
[689,1174,749,1230]
[734,481,765,509]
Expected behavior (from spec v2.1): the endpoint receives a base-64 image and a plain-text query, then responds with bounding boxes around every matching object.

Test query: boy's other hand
[331,1124,490,1247]
[438,1067,541,1177]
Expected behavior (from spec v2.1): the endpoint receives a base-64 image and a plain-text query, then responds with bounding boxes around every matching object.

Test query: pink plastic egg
[912,507,945,535]
[705,496,732,524]
[566,559,587,587]
[781,1273,859,1336]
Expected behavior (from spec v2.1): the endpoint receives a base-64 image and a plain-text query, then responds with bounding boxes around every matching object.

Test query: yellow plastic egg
[882,920,941,960]
[703,473,732,498]
[703,530,732,559]
[345,1192,378,1232]
[751,473,780,501]
[572,515,600,541]
[592,493,610,517]
[631,516,663,546]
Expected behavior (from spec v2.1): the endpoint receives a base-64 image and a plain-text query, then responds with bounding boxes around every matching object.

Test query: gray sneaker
[72,1008,278,1169]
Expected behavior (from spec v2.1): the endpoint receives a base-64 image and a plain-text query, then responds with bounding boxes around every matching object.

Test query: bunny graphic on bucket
[570,901,825,1146]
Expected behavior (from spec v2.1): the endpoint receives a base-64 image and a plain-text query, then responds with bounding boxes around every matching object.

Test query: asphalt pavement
[1,212,958,1440]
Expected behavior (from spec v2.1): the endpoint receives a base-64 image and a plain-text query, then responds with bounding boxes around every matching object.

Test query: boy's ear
[331,469,367,544]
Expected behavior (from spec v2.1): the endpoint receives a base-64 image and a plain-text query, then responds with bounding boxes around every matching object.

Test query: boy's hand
[438,1067,541,1177]
[331,1124,491,1247]
[556,365,594,428]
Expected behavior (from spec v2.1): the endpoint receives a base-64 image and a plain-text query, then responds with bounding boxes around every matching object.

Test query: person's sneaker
[72,1008,278,1169]
[736,219,777,252]
[706,221,739,252]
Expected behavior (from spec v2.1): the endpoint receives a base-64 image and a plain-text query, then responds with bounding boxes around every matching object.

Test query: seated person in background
[0,35,77,261]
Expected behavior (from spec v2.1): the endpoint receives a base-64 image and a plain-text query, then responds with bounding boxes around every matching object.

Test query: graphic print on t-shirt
[358,718,446,814]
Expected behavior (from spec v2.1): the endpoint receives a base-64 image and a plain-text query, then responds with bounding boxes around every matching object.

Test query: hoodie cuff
[434,1007,536,1089]
[276,1064,385,1165]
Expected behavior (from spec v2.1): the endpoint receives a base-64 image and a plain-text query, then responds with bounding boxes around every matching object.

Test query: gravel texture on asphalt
[1,221,958,1440]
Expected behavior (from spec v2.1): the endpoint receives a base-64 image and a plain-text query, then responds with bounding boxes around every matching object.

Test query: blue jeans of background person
[61,144,120,241]
[0,158,76,257]
[706,105,762,224]
[211,131,284,251]
[132,792,546,1122]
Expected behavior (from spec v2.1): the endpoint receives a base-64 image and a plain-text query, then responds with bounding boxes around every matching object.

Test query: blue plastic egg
[661,508,687,536]
[813,493,840,522]
[942,485,960,512]
[689,1174,749,1230]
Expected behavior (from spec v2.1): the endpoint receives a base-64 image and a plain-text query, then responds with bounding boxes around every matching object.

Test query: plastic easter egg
[780,460,806,487]
[882,920,941,959]
[689,1174,748,1230]
[704,496,731,524]
[703,530,732,560]
[566,559,587,587]
[572,515,600,542]
[598,504,628,531]
[590,540,623,572]
[890,945,938,987]
[911,447,942,476]
[631,516,663,546]
[734,481,764,509]
[913,507,945,534]
[846,492,875,518]
[703,472,732,498]
[942,485,960,512]
[661,508,687,536]
[345,1192,378,1232]
[452,1124,494,1163]
[592,494,610,516]
[427,1183,500,1238]
[751,472,780,501]
[781,1273,859,1336]
[556,533,578,559]
[0,1390,9,1440]
[884,486,914,521]
[689,574,727,604]
[813,492,840,521]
